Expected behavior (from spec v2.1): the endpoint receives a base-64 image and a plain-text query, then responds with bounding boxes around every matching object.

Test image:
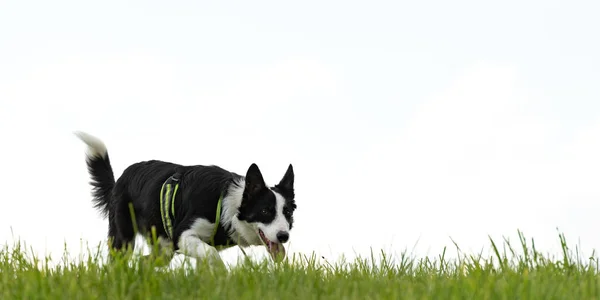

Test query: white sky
[1,0,600,266]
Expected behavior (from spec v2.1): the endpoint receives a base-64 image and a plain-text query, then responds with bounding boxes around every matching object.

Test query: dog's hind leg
[109,194,136,255]
[107,210,119,251]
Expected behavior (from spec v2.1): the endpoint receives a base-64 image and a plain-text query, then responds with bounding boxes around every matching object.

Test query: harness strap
[160,173,224,246]
[159,173,180,239]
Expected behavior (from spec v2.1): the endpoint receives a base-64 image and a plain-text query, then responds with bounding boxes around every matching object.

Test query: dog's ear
[244,163,266,196]
[276,164,294,192]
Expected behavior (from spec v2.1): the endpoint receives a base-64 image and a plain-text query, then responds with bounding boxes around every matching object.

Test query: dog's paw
[196,245,226,270]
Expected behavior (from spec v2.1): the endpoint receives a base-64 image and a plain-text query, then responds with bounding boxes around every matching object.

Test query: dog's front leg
[177,231,225,268]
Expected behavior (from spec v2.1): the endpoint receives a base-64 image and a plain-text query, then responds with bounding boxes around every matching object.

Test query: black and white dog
[75,131,296,266]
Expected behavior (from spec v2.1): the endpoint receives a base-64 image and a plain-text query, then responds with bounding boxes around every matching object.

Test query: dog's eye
[261,208,269,215]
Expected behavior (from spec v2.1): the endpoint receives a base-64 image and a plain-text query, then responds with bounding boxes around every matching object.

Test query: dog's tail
[74,131,115,218]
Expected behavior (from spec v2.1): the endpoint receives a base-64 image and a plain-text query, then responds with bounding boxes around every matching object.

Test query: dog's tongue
[267,241,286,263]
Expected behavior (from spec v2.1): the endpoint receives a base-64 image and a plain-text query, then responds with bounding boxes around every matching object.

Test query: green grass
[2,230,600,299]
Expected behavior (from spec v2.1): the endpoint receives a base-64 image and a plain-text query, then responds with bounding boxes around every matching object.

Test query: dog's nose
[276,231,289,243]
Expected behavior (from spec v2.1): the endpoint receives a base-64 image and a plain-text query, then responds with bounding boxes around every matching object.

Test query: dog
[75,131,296,266]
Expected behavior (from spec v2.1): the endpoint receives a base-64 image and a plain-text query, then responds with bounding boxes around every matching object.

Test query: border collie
[75,131,296,266]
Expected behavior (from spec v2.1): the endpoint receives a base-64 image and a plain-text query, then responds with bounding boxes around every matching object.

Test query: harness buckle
[171,172,182,182]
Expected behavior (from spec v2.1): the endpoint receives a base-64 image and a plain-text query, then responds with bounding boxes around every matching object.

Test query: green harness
[159,173,223,246]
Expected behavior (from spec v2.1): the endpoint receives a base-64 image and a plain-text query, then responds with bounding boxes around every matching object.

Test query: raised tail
[74,131,115,218]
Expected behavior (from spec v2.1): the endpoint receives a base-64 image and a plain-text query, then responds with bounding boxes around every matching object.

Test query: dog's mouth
[258,229,285,262]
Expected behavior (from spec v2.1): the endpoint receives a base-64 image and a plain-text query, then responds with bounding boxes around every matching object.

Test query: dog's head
[237,163,296,261]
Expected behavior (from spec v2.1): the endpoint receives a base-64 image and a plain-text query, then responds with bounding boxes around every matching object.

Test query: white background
[1,0,599,266]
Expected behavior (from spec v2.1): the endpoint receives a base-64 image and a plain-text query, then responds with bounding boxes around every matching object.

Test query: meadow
[1,231,599,299]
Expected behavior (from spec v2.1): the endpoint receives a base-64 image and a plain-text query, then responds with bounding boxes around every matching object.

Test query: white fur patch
[74,131,108,158]
[155,236,174,257]
[220,178,263,246]
[177,218,224,265]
